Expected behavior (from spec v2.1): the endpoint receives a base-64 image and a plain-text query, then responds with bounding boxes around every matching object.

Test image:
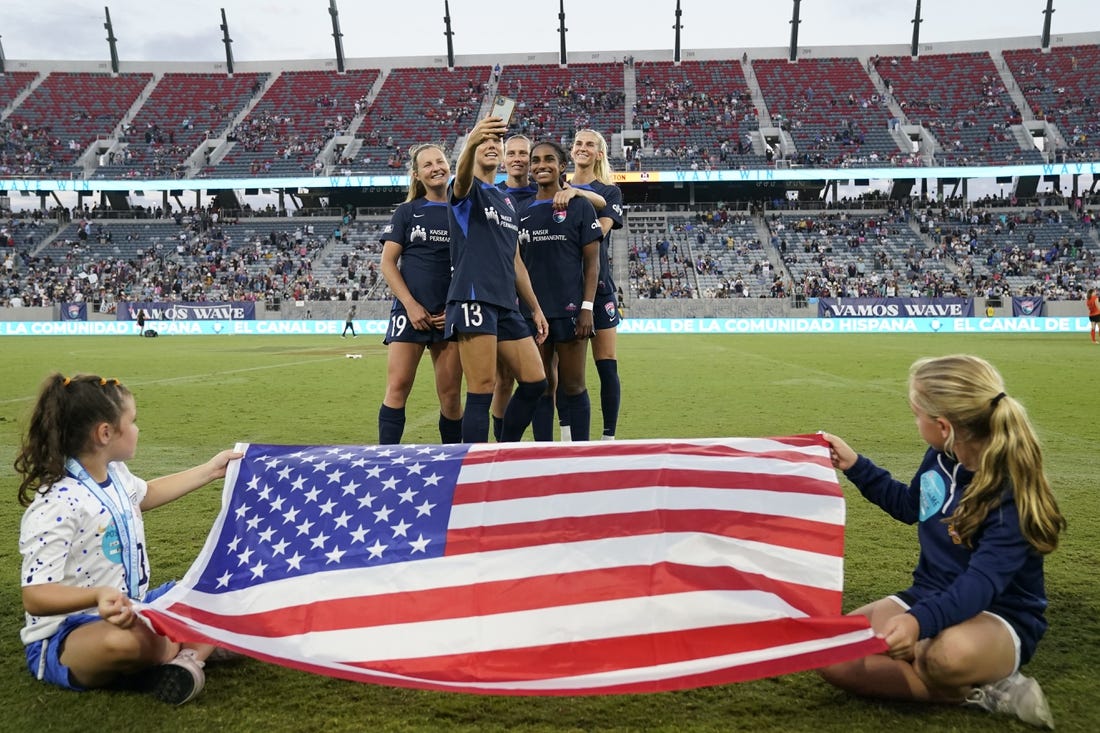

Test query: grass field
[0,333,1096,732]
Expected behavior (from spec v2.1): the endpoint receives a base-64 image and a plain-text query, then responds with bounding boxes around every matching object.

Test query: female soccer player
[517,140,602,440]
[446,115,547,443]
[377,143,463,444]
[568,129,624,439]
[820,355,1065,729]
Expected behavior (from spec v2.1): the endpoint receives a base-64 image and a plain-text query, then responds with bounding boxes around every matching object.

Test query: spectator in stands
[376,143,463,444]
[820,355,1064,730]
[567,129,625,440]
[517,140,601,441]
[445,114,547,443]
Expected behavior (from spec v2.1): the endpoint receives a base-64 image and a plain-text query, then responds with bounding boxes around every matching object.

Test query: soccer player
[446,115,548,443]
[568,129,624,439]
[377,143,463,444]
[517,140,602,441]
[490,135,538,441]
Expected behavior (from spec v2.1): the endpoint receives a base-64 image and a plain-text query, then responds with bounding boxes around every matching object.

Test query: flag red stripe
[445,508,842,557]
[145,609,886,695]
[152,562,839,639]
[453,466,839,504]
[349,616,873,682]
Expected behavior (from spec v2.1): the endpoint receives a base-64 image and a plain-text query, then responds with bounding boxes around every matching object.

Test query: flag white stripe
[154,531,842,616]
[448,486,844,528]
[456,451,837,485]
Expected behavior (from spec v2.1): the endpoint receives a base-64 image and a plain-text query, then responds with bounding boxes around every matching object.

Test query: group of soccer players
[375,114,624,445]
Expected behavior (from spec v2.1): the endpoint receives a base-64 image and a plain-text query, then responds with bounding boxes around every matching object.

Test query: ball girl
[820,355,1065,729]
[377,143,463,444]
[16,373,242,704]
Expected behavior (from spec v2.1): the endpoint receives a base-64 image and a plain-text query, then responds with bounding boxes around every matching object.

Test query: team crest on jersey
[410,224,427,242]
[604,301,617,318]
[485,206,500,225]
[553,210,567,223]
[503,196,515,210]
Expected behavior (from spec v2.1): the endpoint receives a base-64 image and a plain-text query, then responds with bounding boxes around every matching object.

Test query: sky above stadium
[3,0,1098,62]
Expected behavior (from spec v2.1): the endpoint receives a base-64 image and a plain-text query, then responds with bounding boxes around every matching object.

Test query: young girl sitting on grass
[16,373,241,704]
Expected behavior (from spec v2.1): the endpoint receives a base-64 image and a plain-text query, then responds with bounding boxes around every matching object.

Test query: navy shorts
[528,316,583,344]
[24,581,175,691]
[383,307,447,345]
[445,301,530,342]
[1090,314,1100,324]
[593,291,620,331]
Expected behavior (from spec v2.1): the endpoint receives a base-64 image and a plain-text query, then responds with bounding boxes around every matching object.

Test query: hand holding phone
[490,95,517,127]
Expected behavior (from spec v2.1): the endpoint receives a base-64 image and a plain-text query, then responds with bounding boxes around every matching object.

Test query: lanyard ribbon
[65,457,141,599]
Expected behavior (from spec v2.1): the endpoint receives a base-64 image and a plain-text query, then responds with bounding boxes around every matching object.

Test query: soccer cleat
[145,648,206,705]
[965,671,1054,729]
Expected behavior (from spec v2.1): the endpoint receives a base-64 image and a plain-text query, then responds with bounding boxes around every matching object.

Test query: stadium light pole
[558,0,568,67]
[673,0,684,65]
[443,0,455,70]
[787,0,801,62]
[910,0,923,57]
[104,7,120,75]
[1041,0,1055,50]
[329,0,346,74]
[220,8,235,76]
[0,35,6,75]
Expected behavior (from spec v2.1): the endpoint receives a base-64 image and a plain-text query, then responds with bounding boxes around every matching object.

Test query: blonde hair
[908,354,1065,554]
[574,128,614,184]
[404,143,448,202]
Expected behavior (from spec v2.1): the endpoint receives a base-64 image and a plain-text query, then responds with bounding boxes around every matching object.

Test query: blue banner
[117,302,257,321]
[60,302,88,321]
[1012,296,1045,317]
[817,297,974,318]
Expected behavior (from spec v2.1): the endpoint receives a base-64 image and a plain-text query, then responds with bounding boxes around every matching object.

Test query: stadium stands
[348,66,487,173]
[6,72,153,172]
[753,57,903,167]
[1003,45,1100,160]
[632,60,765,170]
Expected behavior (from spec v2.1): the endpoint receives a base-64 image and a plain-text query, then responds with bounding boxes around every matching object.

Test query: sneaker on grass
[965,671,1054,729]
[145,648,206,705]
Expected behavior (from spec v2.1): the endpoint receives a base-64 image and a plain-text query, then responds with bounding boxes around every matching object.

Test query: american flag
[139,437,885,694]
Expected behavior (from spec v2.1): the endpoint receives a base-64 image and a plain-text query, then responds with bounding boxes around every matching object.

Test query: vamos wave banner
[117,302,257,321]
[817,297,974,318]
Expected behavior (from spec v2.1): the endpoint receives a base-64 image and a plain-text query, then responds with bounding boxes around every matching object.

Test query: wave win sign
[818,298,974,318]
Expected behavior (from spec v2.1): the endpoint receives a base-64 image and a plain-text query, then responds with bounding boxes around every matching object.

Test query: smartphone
[490,95,516,126]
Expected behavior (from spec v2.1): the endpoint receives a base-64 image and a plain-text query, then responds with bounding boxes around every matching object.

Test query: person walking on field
[1087,288,1100,344]
[342,304,357,338]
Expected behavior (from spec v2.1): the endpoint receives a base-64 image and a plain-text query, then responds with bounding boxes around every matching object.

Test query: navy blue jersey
[517,197,601,318]
[570,180,623,296]
[844,447,1048,662]
[447,180,521,310]
[497,181,538,206]
[380,199,452,313]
